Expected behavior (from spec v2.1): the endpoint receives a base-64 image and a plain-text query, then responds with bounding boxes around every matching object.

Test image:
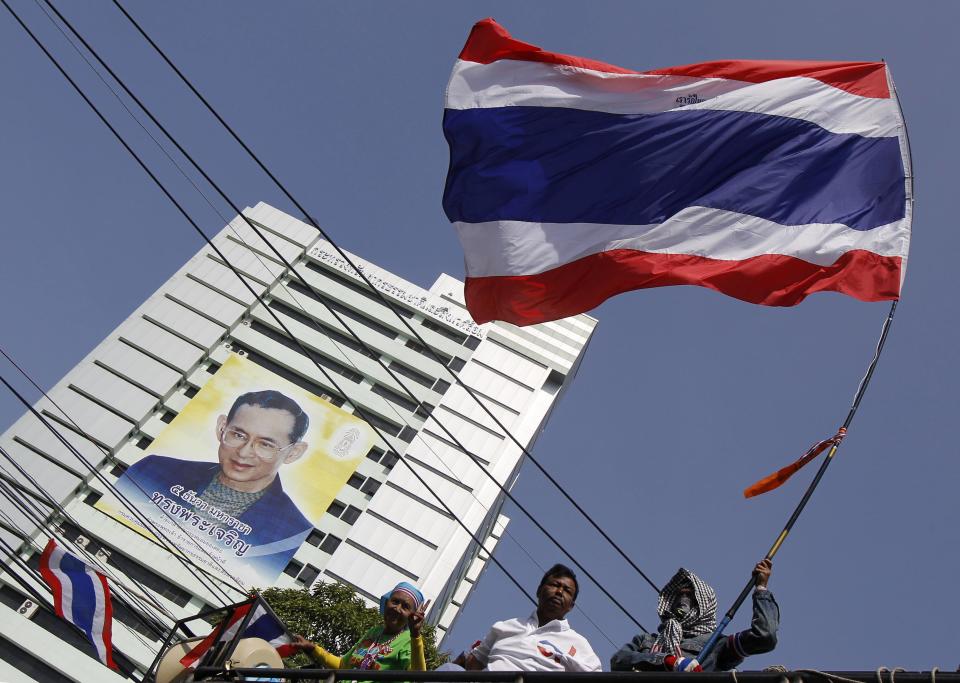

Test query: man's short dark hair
[226,390,309,443]
[538,563,579,601]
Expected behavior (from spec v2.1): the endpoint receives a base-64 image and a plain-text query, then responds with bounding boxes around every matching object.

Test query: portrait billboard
[96,353,375,586]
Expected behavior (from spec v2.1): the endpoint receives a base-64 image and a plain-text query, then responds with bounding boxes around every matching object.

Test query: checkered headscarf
[651,568,718,657]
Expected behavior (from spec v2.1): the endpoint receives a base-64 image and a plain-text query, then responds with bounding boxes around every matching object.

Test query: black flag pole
[697,299,899,662]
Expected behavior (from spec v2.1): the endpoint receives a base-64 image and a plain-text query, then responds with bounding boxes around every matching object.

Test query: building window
[415,403,434,419]
[448,357,466,372]
[366,447,399,470]
[433,379,451,394]
[346,474,366,490]
[371,383,418,413]
[341,506,362,525]
[297,564,321,585]
[543,369,565,394]
[381,451,399,470]
[423,319,468,344]
[207,361,221,373]
[398,426,417,443]
[389,360,434,389]
[305,530,326,547]
[0,634,77,682]
[360,411,402,437]
[106,548,192,606]
[304,261,383,305]
[136,436,153,450]
[268,299,377,359]
[234,345,346,407]
[324,502,362,525]
[319,534,342,554]
[405,339,450,366]
[110,463,127,477]
[160,411,175,424]
[463,335,481,350]
[57,526,192,608]
[113,599,161,641]
[249,321,363,383]
[360,479,382,496]
[283,559,304,578]
[83,491,102,506]
[184,385,198,398]
[286,281,398,339]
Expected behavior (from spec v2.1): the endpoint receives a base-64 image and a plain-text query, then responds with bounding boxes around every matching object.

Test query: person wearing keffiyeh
[291,581,429,675]
[610,560,779,672]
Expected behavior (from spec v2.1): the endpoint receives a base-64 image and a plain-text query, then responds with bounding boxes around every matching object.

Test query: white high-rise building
[0,203,596,682]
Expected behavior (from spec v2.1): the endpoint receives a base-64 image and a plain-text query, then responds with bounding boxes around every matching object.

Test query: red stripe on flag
[646,60,889,99]
[464,250,902,326]
[180,603,252,669]
[275,643,298,658]
[458,19,889,98]
[37,539,65,619]
[458,18,636,73]
[96,572,118,670]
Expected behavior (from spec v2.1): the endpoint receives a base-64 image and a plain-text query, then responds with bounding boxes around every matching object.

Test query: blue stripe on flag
[245,611,285,642]
[442,107,905,230]
[59,553,97,641]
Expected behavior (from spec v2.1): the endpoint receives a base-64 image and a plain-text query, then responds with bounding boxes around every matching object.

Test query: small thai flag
[38,538,117,670]
[180,597,296,669]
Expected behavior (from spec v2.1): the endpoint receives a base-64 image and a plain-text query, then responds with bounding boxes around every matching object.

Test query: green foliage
[259,582,449,669]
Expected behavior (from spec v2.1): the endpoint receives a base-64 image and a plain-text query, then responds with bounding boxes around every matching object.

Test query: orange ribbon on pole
[744,428,847,498]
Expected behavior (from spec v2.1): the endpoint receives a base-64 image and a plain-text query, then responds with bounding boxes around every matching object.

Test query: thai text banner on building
[97,354,375,585]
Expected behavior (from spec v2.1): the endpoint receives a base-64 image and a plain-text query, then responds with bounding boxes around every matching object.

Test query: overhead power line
[0,0,545,619]
[36,0,649,633]
[21,0,618,638]
[0,526,144,680]
[107,0,661,597]
[0,461,170,648]
[0,450,175,628]
[0,365,242,606]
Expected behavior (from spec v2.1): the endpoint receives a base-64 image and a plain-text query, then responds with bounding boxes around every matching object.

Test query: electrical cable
[0,477,163,652]
[0,529,144,681]
[0,469,169,638]
[9,0,646,641]
[0,357,247,608]
[107,0,661,596]
[0,443,179,630]
[0,357,241,607]
[37,0,649,630]
[0,2,541,614]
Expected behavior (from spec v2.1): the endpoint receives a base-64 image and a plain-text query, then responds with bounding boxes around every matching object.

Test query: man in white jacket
[441,564,602,672]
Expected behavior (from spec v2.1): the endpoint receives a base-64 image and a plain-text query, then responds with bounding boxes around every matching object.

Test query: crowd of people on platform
[290,559,779,673]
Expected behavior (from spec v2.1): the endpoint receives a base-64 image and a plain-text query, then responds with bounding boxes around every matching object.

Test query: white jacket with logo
[472,612,602,672]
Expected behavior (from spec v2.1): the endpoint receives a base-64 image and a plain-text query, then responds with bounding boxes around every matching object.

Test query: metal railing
[191,667,958,683]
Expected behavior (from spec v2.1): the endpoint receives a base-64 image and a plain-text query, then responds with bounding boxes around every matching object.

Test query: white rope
[795,669,873,683]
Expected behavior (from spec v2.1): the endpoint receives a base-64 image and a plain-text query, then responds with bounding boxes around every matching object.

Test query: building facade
[0,203,596,681]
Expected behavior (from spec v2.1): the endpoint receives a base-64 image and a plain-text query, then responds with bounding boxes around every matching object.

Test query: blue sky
[1,1,957,671]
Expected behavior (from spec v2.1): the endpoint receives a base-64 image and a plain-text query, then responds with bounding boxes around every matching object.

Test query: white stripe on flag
[446,59,899,137]
[89,570,108,664]
[455,210,910,278]
[50,548,75,623]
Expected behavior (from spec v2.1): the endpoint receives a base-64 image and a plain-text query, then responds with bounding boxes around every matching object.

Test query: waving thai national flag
[180,597,296,669]
[443,19,912,326]
[38,539,117,670]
